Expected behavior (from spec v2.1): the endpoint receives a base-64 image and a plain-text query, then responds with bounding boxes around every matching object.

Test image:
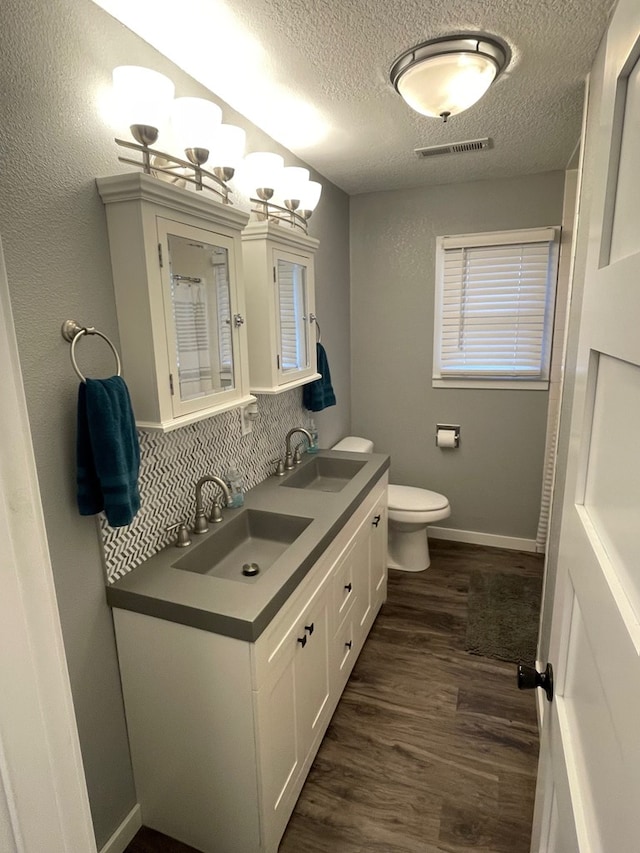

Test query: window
[433,227,559,389]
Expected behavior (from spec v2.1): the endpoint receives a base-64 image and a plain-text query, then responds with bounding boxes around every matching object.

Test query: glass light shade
[281,167,311,202]
[299,180,322,212]
[397,52,497,117]
[112,66,175,132]
[171,97,222,155]
[244,152,284,192]
[209,124,246,170]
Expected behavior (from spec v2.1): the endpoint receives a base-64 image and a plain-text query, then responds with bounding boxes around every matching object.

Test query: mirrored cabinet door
[275,254,310,378]
[158,219,241,418]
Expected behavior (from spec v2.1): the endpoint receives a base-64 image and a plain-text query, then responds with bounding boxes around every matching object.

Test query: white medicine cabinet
[241,221,320,394]
[97,173,255,432]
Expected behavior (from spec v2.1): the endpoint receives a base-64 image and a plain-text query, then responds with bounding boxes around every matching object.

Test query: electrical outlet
[240,406,252,436]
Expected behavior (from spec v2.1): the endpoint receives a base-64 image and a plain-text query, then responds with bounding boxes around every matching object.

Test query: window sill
[432,378,550,391]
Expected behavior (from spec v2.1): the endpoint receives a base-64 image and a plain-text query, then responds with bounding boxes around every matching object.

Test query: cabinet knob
[305,623,315,635]
[233,313,245,327]
[345,640,352,650]
[372,514,381,527]
[297,635,307,648]
[344,582,352,593]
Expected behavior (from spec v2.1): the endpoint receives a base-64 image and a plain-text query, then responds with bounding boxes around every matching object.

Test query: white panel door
[532,2,640,849]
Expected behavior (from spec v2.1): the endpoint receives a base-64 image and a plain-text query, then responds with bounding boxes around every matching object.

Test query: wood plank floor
[125,540,543,853]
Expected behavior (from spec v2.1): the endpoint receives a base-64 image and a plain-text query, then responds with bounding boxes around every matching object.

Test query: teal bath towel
[76,376,141,527]
[303,342,336,412]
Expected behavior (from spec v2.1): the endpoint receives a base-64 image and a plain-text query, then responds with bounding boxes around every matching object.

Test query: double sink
[173,456,367,584]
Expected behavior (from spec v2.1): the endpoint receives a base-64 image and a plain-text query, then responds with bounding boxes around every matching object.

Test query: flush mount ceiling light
[390,35,508,122]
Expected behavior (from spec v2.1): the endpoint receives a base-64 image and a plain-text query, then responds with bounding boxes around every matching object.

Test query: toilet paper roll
[436,428,458,448]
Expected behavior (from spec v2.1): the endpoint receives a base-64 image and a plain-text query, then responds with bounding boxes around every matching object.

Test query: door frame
[0,234,97,852]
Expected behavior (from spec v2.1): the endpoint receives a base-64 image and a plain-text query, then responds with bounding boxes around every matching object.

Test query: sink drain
[242,562,260,577]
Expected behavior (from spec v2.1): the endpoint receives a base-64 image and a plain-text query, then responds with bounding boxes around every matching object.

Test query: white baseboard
[99,804,142,853]
[428,526,537,553]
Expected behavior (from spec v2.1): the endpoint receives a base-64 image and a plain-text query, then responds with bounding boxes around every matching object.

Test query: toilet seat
[388,485,449,512]
[388,485,450,525]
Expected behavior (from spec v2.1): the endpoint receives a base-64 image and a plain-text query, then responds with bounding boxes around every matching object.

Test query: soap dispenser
[307,419,319,454]
[225,462,245,508]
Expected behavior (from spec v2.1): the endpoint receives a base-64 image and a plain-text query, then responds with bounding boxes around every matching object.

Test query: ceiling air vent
[415,138,492,158]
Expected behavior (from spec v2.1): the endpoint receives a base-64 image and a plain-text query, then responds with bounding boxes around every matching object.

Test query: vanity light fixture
[244,156,322,233]
[110,66,322,227]
[389,35,508,122]
[112,66,243,202]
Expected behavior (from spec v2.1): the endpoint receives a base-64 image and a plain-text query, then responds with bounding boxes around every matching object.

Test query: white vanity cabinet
[97,173,254,432]
[241,221,320,394]
[112,474,388,853]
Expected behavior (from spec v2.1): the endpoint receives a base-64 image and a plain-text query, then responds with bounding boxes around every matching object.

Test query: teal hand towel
[303,343,336,412]
[76,376,141,528]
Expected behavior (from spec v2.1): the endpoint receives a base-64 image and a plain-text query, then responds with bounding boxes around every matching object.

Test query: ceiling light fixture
[390,35,508,123]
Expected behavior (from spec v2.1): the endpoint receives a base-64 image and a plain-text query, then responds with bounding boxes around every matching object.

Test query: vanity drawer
[333,617,356,693]
[332,539,356,634]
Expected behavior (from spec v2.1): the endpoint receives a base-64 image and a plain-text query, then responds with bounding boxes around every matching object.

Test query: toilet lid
[388,485,449,512]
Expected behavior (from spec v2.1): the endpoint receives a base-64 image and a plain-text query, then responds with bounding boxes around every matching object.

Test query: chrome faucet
[194,475,232,534]
[284,427,313,470]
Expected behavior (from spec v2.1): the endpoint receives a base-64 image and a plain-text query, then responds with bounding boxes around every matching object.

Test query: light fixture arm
[114,137,233,203]
[249,196,310,232]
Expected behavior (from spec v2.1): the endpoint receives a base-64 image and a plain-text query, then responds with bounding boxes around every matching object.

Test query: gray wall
[350,172,565,541]
[0,0,349,846]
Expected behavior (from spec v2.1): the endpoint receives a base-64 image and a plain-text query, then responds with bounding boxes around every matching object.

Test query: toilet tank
[332,436,374,453]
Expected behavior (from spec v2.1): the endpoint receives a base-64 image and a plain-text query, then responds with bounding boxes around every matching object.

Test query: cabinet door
[294,591,331,758]
[257,587,331,853]
[369,494,388,613]
[273,249,315,386]
[349,523,372,641]
[158,218,244,418]
[256,624,300,844]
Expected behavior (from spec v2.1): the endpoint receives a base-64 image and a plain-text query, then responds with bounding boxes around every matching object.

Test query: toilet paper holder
[436,424,460,448]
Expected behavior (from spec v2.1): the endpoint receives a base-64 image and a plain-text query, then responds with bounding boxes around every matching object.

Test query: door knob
[517,662,553,702]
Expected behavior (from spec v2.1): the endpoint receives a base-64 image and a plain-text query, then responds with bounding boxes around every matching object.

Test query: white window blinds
[433,228,559,388]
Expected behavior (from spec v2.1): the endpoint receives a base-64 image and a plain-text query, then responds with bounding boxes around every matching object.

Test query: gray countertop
[106,450,390,641]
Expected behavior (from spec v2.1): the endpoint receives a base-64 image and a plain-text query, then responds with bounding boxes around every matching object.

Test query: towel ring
[309,313,322,343]
[61,319,122,383]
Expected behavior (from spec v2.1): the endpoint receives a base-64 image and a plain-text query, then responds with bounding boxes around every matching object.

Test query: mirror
[277,258,309,373]
[167,232,235,403]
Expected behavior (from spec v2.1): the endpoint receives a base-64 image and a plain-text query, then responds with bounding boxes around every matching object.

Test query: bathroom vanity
[108,450,389,853]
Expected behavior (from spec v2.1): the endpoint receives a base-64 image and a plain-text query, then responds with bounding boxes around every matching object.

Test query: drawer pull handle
[344,582,352,592]
[345,640,352,650]
[297,635,307,648]
[305,623,315,635]
[372,514,381,527]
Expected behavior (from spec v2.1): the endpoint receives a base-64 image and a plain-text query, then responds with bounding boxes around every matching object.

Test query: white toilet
[332,436,451,572]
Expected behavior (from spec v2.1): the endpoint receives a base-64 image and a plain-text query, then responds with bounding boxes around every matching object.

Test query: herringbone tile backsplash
[101,391,311,582]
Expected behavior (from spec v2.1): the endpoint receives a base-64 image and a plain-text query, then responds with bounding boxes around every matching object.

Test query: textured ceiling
[94,0,612,195]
